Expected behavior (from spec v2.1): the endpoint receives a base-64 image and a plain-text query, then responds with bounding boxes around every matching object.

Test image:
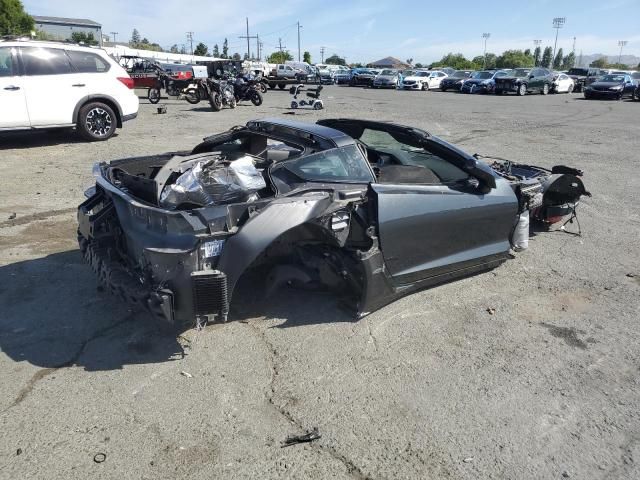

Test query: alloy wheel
[85,108,113,138]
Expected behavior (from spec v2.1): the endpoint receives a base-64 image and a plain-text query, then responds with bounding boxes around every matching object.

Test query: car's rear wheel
[77,102,117,141]
[278,83,286,90]
[517,83,527,96]
[541,83,549,95]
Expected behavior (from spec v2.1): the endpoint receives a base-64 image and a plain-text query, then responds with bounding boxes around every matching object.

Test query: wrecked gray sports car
[78,118,589,330]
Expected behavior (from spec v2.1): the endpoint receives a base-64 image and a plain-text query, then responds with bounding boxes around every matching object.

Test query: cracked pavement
[1,87,640,479]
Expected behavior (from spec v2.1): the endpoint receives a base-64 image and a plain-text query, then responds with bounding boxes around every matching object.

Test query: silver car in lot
[372,69,399,88]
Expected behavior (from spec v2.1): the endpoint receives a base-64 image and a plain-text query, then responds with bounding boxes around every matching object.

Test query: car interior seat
[306,85,323,99]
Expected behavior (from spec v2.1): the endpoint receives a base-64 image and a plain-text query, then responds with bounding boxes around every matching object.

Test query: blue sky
[24,0,640,63]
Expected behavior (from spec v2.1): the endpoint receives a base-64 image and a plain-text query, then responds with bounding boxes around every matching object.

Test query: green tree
[432,53,476,70]
[471,53,496,69]
[553,48,563,69]
[267,50,293,64]
[606,62,629,69]
[169,44,179,53]
[0,0,34,35]
[414,62,423,68]
[533,46,541,66]
[496,50,534,68]
[193,42,208,56]
[130,28,140,44]
[179,45,186,54]
[303,51,311,63]
[71,31,98,45]
[232,52,242,61]
[222,38,228,58]
[325,54,346,65]
[541,46,553,68]
[590,57,608,68]
[562,51,576,69]
[212,44,219,57]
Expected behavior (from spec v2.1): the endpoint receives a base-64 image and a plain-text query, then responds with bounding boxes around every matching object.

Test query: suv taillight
[118,77,135,89]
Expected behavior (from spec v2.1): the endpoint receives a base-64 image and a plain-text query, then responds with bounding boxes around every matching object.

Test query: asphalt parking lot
[1,86,639,479]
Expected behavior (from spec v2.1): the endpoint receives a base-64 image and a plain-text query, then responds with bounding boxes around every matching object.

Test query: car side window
[66,50,110,73]
[0,47,15,77]
[21,47,73,76]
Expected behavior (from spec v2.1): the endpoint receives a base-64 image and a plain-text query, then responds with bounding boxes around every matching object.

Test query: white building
[33,16,103,46]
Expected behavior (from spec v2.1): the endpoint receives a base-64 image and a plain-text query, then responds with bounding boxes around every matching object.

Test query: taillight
[117,77,135,89]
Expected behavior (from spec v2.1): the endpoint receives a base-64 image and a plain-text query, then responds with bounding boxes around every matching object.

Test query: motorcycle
[209,78,236,111]
[233,74,264,106]
[182,80,206,105]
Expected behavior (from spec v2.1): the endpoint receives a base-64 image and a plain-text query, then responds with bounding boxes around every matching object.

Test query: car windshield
[415,71,430,77]
[282,145,374,183]
[513,69,530,77]
[402,70,415,76]
[451,71,470,78]
[600,75,625,82]
[473,71,492,79]
[568,68,588,76]
[380,69,395,75]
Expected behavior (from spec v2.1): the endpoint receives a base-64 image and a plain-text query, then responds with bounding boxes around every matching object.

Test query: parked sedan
[494,68,531,95]
[461,70,509,94]
[494,68,554,95]
[400,70,448,90]
[439,70,474,91]
[552,72,575,93]
[77,117,589,331]
[349,68,376,87]
[372,69,399,88]
[584,74,636,100]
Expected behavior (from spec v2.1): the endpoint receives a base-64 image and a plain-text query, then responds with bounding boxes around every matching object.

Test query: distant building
[33,16,102,46]
[367,56,410,69]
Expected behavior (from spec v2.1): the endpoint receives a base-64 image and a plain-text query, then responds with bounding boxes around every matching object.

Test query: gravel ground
[1,86,639,480]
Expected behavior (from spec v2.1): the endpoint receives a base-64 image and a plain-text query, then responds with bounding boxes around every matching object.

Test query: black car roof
[247,118,356,149]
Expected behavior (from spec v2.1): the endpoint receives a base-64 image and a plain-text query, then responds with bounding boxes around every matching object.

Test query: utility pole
[572,36,576,54]
[320,46,325,63]
[482,33,490,69]
[278,38,287,63]
[533,39,542,66]
[552,17,566,64]
[186,32,194,55]
[110,31,118,44]
[297,21,302,62]
[239,17,258,60]
[618,40,628,64]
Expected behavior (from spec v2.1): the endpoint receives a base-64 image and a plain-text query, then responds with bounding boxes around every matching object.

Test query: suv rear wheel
[77,102,117,141]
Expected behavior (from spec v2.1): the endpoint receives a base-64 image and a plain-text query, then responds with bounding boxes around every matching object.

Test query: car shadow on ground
[0,250,185,371]
[0,129,96,149]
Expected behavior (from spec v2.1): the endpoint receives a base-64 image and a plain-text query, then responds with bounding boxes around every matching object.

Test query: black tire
[184,88,200,104]
[209,93,222,112]
[250,90,263,106]
[541,83,549,95]
[441,87,448,92]
[584,92,591,100]
[517,83,527,96]
[259,82,268,93]
[148,88,161,104]
[77,102,117,141]
[495,89,503,95]
[229,96,237,109]
[422,83,428,91]
[269,83,275,90]
[278,83,286,90]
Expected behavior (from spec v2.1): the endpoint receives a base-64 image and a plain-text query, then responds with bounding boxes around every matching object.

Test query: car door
[317,119,518,284]
[19,46,88,126]
[0,46,30,128]
[624,75,635,96]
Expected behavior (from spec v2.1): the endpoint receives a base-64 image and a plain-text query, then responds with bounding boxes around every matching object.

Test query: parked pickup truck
[264,64,318,89]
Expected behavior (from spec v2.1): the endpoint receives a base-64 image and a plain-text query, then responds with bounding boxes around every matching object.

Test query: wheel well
[75,97,122,128]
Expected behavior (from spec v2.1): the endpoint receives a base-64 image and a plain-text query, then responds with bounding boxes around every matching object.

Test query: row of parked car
[331,65,640,100]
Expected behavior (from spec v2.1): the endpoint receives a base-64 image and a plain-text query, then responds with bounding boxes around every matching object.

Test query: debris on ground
[16,448,22,456]
[281,428,321,447]
[8,213,16,220]
[486,307,496,315]
[93,453,106,463]
[463,457,474,463]
[180,371,193,378]
[626,273,635,278]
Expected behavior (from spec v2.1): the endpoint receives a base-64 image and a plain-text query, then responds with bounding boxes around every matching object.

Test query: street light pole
[618,40,628,64]
[297,22,302,62]
[482,33,490,69]
[552,17,566,66]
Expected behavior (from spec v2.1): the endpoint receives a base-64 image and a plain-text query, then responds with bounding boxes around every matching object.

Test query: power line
[110,31,118,43]
[239,17,258,60]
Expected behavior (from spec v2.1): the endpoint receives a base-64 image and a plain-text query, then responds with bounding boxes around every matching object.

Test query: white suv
[0,39,138,141]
